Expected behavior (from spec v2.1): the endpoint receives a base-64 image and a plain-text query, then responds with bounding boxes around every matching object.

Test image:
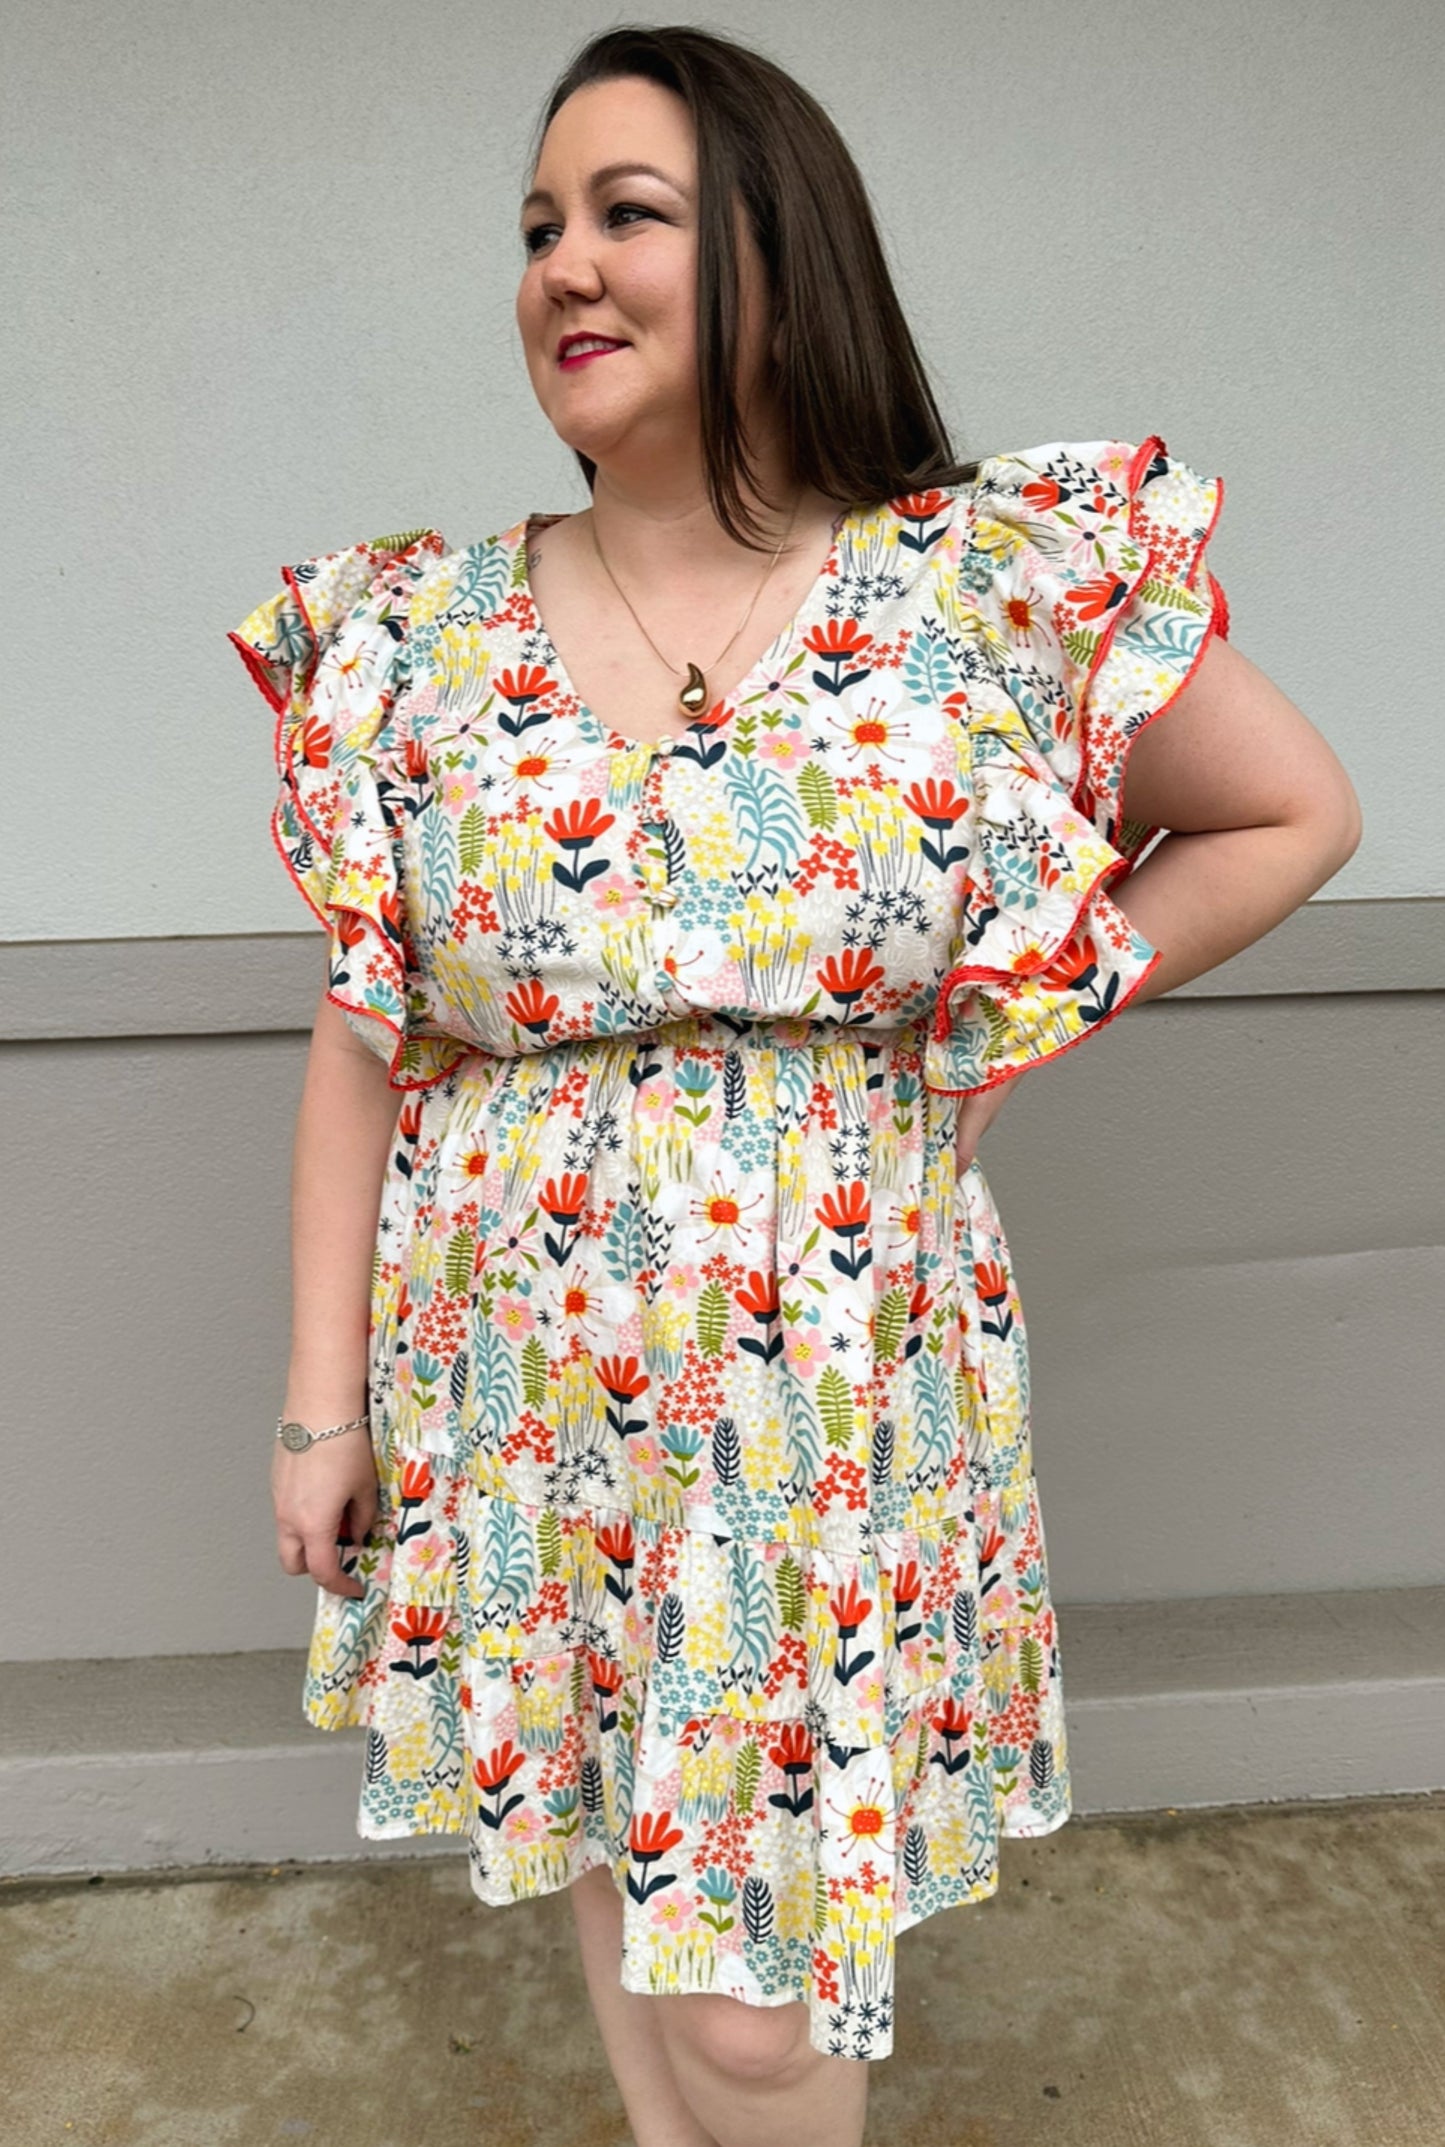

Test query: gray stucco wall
[5,957,1440,1663]
[3,3,1441,1855]
[2,0,1441,937]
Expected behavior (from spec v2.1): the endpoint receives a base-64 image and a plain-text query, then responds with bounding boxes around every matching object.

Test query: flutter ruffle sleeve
[228,527,469,1091]
[923,433,1229,1097]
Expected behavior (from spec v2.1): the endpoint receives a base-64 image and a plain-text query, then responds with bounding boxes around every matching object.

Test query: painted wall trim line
[1,899,1440,1042]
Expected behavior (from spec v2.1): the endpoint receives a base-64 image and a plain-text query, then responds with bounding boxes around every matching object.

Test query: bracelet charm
[276,1413,369,1453]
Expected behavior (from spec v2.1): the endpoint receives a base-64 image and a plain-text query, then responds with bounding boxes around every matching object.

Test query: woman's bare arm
[1112,635,1363,999]
[273,987,403,1599]
[952,637,1362,1166]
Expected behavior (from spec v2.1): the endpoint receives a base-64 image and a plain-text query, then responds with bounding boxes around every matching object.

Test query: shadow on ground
[2,1792,1441,2147]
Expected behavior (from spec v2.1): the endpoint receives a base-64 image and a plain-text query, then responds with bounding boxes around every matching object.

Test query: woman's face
[516,75,773,482]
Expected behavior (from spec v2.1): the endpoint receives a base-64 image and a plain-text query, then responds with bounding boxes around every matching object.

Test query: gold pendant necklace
[588,490,806,717]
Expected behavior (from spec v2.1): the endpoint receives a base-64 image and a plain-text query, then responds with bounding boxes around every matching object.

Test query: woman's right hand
[271,1424,380,1601]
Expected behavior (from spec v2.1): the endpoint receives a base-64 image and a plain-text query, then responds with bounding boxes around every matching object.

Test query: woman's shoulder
[959,433,1224,557]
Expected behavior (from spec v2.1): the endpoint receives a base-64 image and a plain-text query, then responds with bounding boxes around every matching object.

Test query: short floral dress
[230,434,1227,2061]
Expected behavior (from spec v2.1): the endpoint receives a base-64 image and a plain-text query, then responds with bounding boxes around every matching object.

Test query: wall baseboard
[2,899,1441,1042]
[4,1587,1440,1875]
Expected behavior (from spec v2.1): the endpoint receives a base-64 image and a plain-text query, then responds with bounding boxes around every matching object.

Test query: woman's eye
[522,203,653,254]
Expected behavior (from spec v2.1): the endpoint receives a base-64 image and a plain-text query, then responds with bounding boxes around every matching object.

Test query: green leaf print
[1062,625,1103,671]
[1135,576,1204,613]
[980,993,1013,1057]
[459,803,488,876]
[536,1506,562,1577]
[873,1286,908,1364]
[1017,1629,1044,1695]
[521,1333,548,1408]
[796,760,838,829]
[723,755,807,873]
[695,1279,729,1357]
[444,1229,475,1298]
[816,1365,854,1449]
[775,1554,806,1631]
[733,1737,761,1815]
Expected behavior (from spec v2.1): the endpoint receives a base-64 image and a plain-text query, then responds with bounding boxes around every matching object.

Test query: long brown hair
[524,24,984,552]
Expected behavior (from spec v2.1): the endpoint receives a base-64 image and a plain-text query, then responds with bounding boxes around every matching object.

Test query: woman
[229,24,1361,2147]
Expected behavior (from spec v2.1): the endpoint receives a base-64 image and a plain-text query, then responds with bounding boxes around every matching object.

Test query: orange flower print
[817,1178,872,1278]
[802,616,874,696]
[506,977,561,1037]
[1068,574,1129,625]
[628,1810,685,1903]
[389,1604,447,1681]
[494,663,555,716]
[816,946,885,1015]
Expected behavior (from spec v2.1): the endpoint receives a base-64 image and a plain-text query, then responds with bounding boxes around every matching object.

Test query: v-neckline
[516,502,854,753]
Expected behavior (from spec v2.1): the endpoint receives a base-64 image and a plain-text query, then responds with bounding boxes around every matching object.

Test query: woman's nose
[539,229,604,301]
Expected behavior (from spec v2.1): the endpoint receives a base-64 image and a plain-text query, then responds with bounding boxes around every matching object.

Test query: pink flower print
[594,870,645,916]
[494,1293,535,1341]
[757,726,808,771]
[665,1261,701,1302]
[628,1433,664,1477]
[649,1885,699,1936]
[636,1078,676,1124]
[1094,441,1134,487]
[440,768,479,814]
[782,1317,826,1381]
[504,1806,544,1844]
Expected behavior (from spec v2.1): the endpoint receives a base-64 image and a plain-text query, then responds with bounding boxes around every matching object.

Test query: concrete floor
[3,1791,1442,2147]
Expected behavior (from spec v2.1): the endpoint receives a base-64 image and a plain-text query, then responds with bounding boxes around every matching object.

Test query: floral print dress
[230,434,1226,2061]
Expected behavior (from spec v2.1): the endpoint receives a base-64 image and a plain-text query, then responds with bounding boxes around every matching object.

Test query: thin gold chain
[586,488,806,715]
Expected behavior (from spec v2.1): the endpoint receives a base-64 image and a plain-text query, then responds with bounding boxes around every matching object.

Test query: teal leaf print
[780,1365,821,1487]
[1128,611,1211,662]
[419,803,459,923]
[913,1359,954,1484]
[900,627,957,706]
[727,1542,777,1674]
[723,755,806,873]
[477,1499,536,1618]
[447,541,513,619]
[474,1320,521,1443]
[603,1199,646,1284]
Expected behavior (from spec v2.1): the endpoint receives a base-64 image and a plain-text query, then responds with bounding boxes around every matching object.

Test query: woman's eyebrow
[520,162,691,217]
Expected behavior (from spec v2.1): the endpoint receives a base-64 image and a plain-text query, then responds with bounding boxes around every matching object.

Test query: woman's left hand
[953,1076,1019,1173]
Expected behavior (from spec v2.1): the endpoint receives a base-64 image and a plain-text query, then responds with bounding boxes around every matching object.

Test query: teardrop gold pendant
[678,663,708,714]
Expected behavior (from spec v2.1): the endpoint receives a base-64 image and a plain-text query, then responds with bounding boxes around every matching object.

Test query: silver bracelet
[276,1412,370,1453]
